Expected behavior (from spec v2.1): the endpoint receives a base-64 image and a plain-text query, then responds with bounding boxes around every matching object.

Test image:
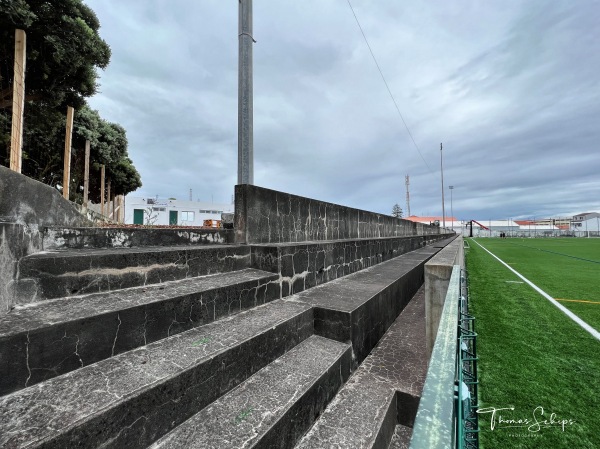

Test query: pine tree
[391,203,403,218]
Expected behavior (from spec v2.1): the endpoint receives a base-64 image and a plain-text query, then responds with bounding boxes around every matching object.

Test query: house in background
[571,212,600,233]
[124,196,234,226]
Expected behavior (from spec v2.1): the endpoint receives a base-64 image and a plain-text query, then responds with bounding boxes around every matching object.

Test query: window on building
[181,211,195,222]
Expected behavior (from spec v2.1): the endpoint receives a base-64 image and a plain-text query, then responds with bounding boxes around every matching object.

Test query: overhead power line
[346,0,433,174]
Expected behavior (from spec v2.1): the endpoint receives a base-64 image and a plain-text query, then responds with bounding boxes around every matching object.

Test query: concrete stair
[151,335,351,449]
[14,244,251,301]
[295,287,429,449]
[0,268,280,395]
[0,237,447,449]
[0,300,313,449]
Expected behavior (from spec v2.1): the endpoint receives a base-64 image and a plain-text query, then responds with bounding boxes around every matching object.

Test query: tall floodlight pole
[238,0,254,185]
[449,185,454,231]
[440,143,446,228]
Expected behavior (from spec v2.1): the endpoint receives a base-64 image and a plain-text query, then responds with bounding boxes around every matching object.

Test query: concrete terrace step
[14,244,251,302]
[42,226,233,250]
[0,299,313,449]
[289,246,438,367]
[388,424,412,449]
[0,268,280,395]
[251,235,441,297]
[152,335,351,449]
[295,287,428,449]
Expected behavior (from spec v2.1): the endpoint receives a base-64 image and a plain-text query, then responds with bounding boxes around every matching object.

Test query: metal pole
[440,143,445,228]
[238,0,254,185]
[449,185,454,231]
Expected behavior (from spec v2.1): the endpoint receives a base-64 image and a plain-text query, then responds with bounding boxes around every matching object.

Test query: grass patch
[466,239,600,449]
[473,238,600,331]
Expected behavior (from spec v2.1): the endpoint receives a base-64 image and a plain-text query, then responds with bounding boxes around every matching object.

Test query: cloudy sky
[85,0,600,220]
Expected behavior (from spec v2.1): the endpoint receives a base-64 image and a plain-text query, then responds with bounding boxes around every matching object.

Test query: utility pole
[440,143,446,228]
[449,185,454,231]
[238,0,255,185]
[405,175,411,217]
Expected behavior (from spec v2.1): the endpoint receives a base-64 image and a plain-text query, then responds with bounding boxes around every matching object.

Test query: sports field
[466,237,600,449]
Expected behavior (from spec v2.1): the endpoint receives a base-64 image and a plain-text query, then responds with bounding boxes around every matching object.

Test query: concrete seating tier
[0,238,449,449]
[289,246,438,367]
[151,335,351,449]
[251,235,441,297]
[0,300,313,449]
[0,268,279,395]
[296,287,429,449]
[14,244,251,302]
[42,226,233,250]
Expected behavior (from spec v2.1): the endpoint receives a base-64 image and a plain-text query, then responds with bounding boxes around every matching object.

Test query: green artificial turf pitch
[466,238,600,449]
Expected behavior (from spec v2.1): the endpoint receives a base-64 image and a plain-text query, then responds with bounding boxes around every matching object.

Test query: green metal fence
[457,269,479,448]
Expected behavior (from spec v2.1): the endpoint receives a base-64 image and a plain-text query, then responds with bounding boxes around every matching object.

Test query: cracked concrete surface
[0,300,313,449]
[151,335,351,449]
[14,244,251,302]
[235,185,449,244]
[296,287,428,449]
[0,269,280,395]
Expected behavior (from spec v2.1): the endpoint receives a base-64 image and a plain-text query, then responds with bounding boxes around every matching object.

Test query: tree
[0,0,142,200]
[0,0,111,110]
[391,204,403,218]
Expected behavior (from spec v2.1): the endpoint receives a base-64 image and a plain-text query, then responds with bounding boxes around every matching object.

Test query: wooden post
[10,29,26,173]
[100,165,105,216]
[107,178,111,218]
[83,140,90,207]
[62,106,74,199]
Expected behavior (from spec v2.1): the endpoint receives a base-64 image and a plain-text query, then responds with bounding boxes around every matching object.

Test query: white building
[571,212,600,233]
[124,196,234,226]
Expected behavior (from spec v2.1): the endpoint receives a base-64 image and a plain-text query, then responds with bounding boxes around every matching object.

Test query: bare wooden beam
[83,140,90,207]
[107,178,111,218]
[100,165,105,216]
[62,106,74,199]
[10,29,26,173]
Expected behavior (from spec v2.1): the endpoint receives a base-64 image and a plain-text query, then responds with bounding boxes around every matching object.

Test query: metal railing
[456,269,479,448]
[409,266,479,449]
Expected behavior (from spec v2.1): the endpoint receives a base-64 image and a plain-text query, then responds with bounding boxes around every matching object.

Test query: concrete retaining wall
[424,235,464,356]
[235,184,448,244]
[0,167,95,314]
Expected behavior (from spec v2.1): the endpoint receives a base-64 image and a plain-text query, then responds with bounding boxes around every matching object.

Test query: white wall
[125,197,234,226]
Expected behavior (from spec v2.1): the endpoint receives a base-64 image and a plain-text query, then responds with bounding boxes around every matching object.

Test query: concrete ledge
[290,246,438,367]
[42,226,234,250]
[410,267,461,449]
[0,300,313,449]
[425,235,463,356]
[251,235,447,297]
[0,268,280,395]
[14,245,251,303]
[151,335,351,449]
[296,287,429,448]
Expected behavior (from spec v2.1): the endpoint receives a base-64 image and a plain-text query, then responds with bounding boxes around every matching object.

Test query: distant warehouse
[124,196,234,226]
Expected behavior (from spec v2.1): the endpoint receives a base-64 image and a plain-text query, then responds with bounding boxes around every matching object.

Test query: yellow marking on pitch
[555,298,600,305]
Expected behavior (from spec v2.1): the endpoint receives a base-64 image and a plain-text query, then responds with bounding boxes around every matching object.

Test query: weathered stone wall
[235,184,447,244]
[0,165,91,228]
[0,166,92,314]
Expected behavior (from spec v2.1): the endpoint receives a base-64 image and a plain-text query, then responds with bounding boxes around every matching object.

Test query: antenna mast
[405,174,411,217]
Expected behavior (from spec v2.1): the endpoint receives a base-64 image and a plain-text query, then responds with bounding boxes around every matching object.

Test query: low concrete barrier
[424,235,463,356]
[235,184,449,244]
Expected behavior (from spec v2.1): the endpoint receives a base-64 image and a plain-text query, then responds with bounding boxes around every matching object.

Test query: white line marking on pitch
[472,239,600,342]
